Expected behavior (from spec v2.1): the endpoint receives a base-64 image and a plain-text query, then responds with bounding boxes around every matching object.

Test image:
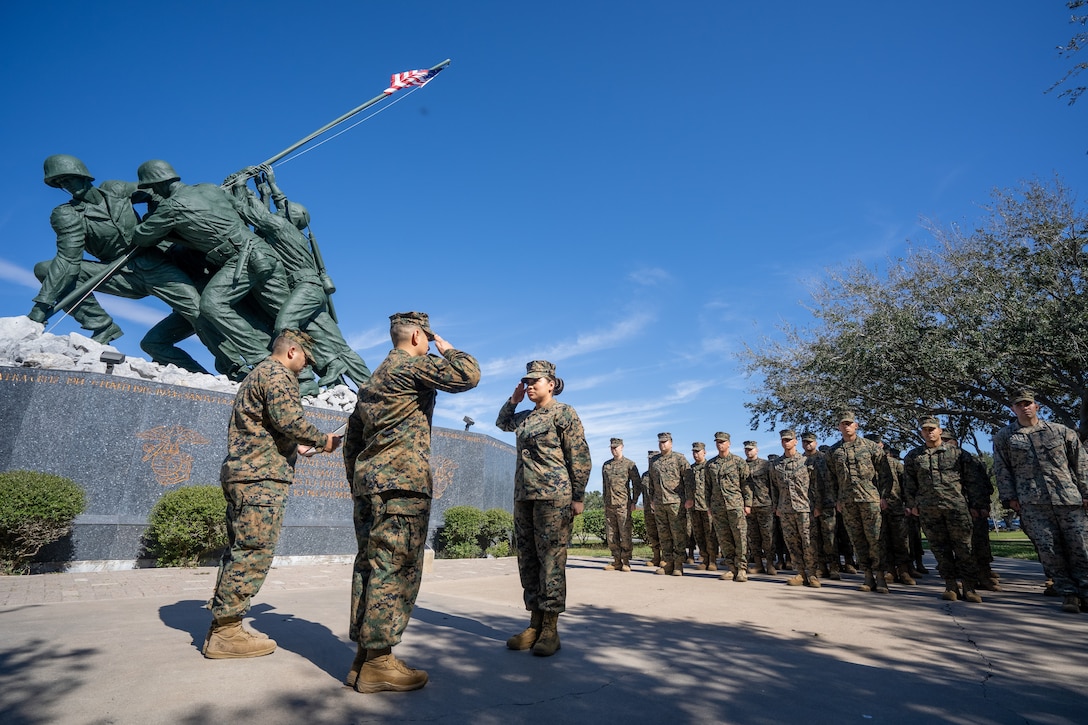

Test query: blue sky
[1,3,1085,491]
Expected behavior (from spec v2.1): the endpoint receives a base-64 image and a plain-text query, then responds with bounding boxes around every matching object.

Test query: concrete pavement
[1,553,1087,724]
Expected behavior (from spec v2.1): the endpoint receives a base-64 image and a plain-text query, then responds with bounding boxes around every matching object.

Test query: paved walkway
[1,554,1086,724]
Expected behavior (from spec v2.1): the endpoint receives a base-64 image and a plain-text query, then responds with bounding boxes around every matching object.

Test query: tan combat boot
[355,648,428,693]
[706,560,718,572]
[829,562,842,580]
[620,561,632,572]
[765,560,778,576]
[202,617,277,659]
[507,610,544,650]
[874,571,889,594]
[962,587,983,604]
[786,573,805,586]
[671,557,685,576]
[1061,594,1081,613]
[941,579,960,601]
[532,612,561,657]
[603,559,619,571]
[858,569,875,592]
[733,565,748,582]
[896,565,916,586]
[806,573,822,588]
[344,643,367,686]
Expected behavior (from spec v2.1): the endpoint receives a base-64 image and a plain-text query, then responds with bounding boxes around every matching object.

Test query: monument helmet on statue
[43,154,94,188]
[136,159,181,187]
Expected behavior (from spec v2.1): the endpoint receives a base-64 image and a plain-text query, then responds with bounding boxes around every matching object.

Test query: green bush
[443,541,482,559]
[437,505,486,556]
[144,485,227,567]
[580,508,606,542]
[632,509,646,541]
[480,508,513,549]
[571,512,587,544]
[487,540,511,558]
[0,470,86,574]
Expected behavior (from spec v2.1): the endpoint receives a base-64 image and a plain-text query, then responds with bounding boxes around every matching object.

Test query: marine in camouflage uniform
[706,432,752,581]
[945,432,1000,590]
[689,442,719,571]
[869,436,914,586]
[771,430,819,587]
[498,360,591,657]
[803,432,840,579]
[343,312,479,690]
[903,416,987,603]
[993,388,1088,614]
[744,441,777,574]
[204,330,335,658]
[828,411,892,593]
[640,454,661,566]
[601,438,640,571]
[649,432,694,575]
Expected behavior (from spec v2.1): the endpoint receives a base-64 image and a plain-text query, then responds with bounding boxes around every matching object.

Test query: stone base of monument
[0,365,514,570]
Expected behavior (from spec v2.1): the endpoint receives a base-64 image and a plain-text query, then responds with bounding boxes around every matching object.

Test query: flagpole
[260,58,451,167]
[48,59,451,319]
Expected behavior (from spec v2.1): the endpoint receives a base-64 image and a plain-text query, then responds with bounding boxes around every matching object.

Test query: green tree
[582,490,604,510]
[1050,1,1088,105]
[739,178,1088,448]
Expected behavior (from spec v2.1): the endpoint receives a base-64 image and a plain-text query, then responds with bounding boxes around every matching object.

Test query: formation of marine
[599,399,1088,615]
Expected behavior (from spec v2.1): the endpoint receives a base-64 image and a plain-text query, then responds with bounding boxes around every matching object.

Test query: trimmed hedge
[0,470,86,574]
[144,485,227,567]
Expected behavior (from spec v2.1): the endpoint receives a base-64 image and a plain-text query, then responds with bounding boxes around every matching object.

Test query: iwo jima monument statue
[0,60,514,568]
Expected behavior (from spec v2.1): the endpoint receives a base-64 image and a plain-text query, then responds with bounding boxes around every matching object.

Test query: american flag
[384,69,433,95]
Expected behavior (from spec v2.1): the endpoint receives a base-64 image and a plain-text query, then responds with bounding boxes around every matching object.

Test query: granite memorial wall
[0,366,515,564]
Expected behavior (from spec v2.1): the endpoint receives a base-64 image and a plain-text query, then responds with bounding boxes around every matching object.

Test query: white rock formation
[0,316,357,411]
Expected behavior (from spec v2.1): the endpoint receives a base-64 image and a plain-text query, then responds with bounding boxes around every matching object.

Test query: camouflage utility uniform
[805,445,839,576]
[771,452,818,582]
[903,441,988,595]
[650,448,694,574]
[601,451,640,567]
[640,463,661,565]
[689,455,719,569]
[746,455,776,571]
[707,451,751,577]
[496,398,591,613]
[994,420,1088,603]
[344,345,480,648]
[210,357,327,621]
[829,437,891,587]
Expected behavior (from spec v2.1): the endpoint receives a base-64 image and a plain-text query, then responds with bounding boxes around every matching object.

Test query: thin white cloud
[0,258,40,288]
[480,312,654,378]
[97,297,172,326]
[346,326,390,352]
[627,267,673,287]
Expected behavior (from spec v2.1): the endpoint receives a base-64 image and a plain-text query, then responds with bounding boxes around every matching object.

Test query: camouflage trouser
[644,504,660,558]
[907,514,925,566]
[210,479,289,621]
[350,491,431,648]
[836,511,856,563]
[840,501,884,571]
[810,508,837,566]
[881,505,911,569]
[515,498,572,613]
[654,501,686,565]
[772,515,789,563]
[710,503,748,571]
[971,512,994,572]
[747,506,774,563]
[680,505,695,557]
[779,511,816,574]
[918,506,978,585]
[690,509,717,563]
[604,503,633,562]
[1019,503,1088,598]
